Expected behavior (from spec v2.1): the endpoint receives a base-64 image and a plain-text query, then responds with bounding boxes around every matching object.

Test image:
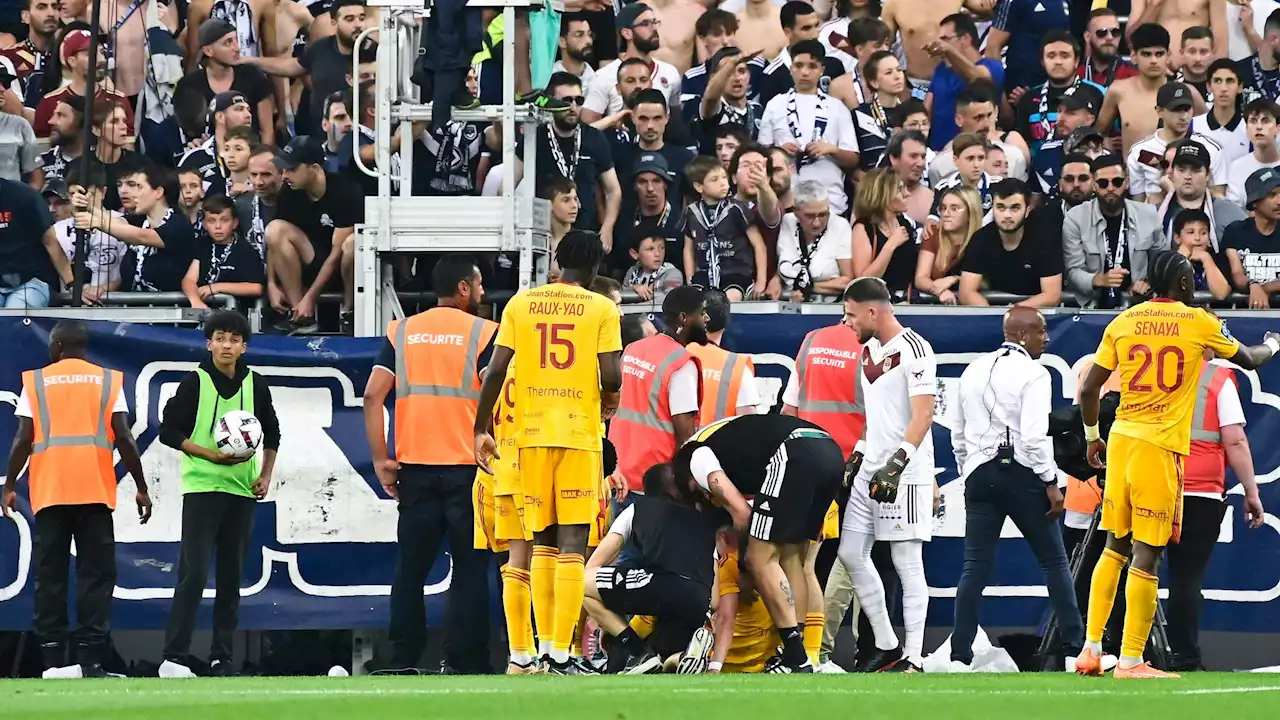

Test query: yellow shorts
[1101,433,1184,547]
[472,472,507,552]
[495,492,532,543]
[818,501,840,541]
[519,447,602,533]
[588,473,612,548]
[723,631,780,673]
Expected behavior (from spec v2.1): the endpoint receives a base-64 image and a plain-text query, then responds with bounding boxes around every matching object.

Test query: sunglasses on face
[1095,177,1125,189]
[1094,28,1122,39]
[560,95,587,106]
[1061,174,1091,184]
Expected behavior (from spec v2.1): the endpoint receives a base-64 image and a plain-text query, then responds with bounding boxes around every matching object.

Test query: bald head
[50,320,89,361]
[1003,305,1048,359]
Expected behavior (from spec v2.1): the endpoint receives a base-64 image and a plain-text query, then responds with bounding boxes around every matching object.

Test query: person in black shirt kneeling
[182,194,266,310]
[958,178,1064,308]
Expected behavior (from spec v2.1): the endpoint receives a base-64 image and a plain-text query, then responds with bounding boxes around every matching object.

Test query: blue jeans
[0,275,51,308]
[951,460,1083,664]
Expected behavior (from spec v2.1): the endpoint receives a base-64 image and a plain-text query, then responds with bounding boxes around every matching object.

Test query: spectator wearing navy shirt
[182,194,265,309]
[0,174,69,308]
[986,0,1071,93]
[92,164,198,294]
[922,13,1005,151]
[1012,31,1106,160]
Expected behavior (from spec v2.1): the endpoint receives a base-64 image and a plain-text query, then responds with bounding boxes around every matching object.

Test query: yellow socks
[551,553,586,662]
[1121,567,1159,663]
[531,545,558,657]
[1085,547,1126,646]
[500,565,535,664]
[629,614,655,639]
[803,611,824,665]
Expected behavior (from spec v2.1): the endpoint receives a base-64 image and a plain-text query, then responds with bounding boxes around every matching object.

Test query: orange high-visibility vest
[1185,362,1236,496]
[21,358,123,514]
[792,325,865,457]
[388,307,498,466]
[1064,361,1124,515]
[609,333,702,491]
[685,341,754,423]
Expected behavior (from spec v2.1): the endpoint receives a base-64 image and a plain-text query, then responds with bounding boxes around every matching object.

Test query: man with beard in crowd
[1,0,59,91]
[1078,8,1138,88]
[553,17,596,87]
[1033,85,1104,196]
[34,95,83,189]
[583,3,682,124]
[32,29,134,139]
[1036,152,1095,240]
[235,145,280,260]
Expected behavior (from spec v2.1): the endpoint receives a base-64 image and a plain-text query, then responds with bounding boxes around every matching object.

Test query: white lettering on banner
[405,333,465,346]
[42,373,104,386]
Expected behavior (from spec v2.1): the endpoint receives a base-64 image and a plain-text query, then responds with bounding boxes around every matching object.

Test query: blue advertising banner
[0,311,1277,633]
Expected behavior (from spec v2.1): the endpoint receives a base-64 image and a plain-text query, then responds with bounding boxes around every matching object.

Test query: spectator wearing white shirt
[1227,98,1280,207]
[552,17,597,88]
[1126,82,1228,204]
[1191,59,1250,168]
[771,179,853,302]
[948,306,1082,672]
[581,3,682,123]
[756,40,860,214]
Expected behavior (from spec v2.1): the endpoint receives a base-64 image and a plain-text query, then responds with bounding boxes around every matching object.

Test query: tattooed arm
[706,472,752,532]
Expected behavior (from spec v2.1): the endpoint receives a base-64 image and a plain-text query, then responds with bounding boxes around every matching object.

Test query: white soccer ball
[214,410,263,459]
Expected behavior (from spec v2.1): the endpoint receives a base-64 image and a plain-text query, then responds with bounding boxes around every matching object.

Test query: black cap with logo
[274,135,327,170]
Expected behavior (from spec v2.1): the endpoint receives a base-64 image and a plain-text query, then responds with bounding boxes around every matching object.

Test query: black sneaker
[339,310,354,335]
[857,646,905,673]
[571,656,603,675]
[80,663,124,678]
[370,667,423,676]
[764,655,814,674]
[882,659,922,673]
[207,659,233,677]
[546,657,580,675]
[622,652,662,675]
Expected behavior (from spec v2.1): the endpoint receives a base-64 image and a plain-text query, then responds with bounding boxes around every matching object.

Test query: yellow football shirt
[1093,299,1240,455]
[485,365,520,495]
[718,551,774,638]
[496,283,622,452]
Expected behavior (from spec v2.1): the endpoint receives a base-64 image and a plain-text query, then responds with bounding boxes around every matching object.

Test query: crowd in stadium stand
[1,0,1280,329]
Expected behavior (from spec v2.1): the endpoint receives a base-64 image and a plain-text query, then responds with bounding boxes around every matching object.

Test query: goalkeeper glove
[868,447,911,503]
[843,440,867,488]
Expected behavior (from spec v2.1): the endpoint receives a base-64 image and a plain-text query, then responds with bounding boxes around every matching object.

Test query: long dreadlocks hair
[1148,250,1193,300]
[555,230,606,274]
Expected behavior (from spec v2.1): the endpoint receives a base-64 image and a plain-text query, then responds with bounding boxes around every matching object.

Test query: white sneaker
[1065,653,1118,673]
[948,660,974,673]
[676,627,714,675]
[159,660,198,678]
[815,660,846,674]
[41,664,84,679]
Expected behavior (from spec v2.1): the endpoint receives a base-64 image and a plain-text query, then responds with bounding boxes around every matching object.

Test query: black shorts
[595,564,709,629]
[750,435,843,544]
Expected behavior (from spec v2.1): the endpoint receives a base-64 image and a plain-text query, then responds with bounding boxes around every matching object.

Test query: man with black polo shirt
[84,164,197,294]
[179,91,255,193]
[958,179,1063,308]
[265,135,364,333]
[621,88,693,209]
[515,72,622,251]
[0,173,70,308]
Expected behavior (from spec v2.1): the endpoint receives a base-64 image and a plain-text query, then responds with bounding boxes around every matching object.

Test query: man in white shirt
[757,40,859,214]
[581,3,683,123]
[1127,82,1228,203]
[836,277,936,674]
[1227,98,1280,206]
[948,306,1083,673]
[552,17,597,88]
[1191,59,1250,168]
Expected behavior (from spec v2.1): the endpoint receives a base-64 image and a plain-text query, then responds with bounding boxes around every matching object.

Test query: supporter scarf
[635,202,671,229]
[783,217,822,296]
[548,124,581,180]
[868,94,891,136]
[1036,78,1078,142]
[249,196,266,260]
[206,237,237,284]
[786,88,830,166]
[1105,207,1129,306]
[132,207,175,292]
[1248,55,1280,101]
[694,200,730,288]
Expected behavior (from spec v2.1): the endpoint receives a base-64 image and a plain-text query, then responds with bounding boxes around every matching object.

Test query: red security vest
[1184,362,1236,496]
[685,341,754,423]
[387,307,498,466]
[608,333,702,491]
[792,325,865,457]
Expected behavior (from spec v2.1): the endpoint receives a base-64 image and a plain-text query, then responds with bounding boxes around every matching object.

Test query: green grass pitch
[4,674,1280,719]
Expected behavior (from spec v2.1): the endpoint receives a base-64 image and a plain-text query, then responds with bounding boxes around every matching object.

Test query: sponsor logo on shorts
[1134,506,1171,521]
[560,489,594,499]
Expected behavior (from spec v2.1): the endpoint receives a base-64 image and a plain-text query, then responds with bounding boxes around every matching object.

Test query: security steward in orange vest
[1164,355,1264,672]
[685,289,760,423]
[609,285,707,494]
[2,320,151,679]
[363,255,498,675]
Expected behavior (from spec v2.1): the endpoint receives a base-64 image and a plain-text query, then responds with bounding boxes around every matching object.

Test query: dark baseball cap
[1246,166,1280,209]
[1059,85,1102,115]
[274,135,326,170]
[211,91,249,114]
[1064,126,1105,154]
[631,152,671,183]
[1157,82,1194,111]
[42,179,69,201]
[1172,140,1210,171]
[617,2,652,30]
[197,18,237,48]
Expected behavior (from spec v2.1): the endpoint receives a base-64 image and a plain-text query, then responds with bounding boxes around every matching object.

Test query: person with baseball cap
[617,151,682,270]
[263,135,365,334]
[173,18,276,146]
[580,3,682,124]
[1224,167,1280,309]
[32,28,134,140]
[178,91,256,192]
[1012,30,1106,158]
[1156,139,1246,250]
[1031,86,1105,196]
[1126,82,1228,204]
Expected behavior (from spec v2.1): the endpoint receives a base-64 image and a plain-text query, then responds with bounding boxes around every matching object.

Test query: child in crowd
[624,224,684,305]
[682,156,766,300]
[182,194,266,310]
[220,126,257,197]
[1173,209,1232,301]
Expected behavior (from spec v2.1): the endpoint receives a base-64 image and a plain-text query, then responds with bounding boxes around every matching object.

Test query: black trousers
[163,492,257,663]
[388,464,491,672]
[32,503,116,669]
[1164,496,1226,670]
[952,461,1082,664]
